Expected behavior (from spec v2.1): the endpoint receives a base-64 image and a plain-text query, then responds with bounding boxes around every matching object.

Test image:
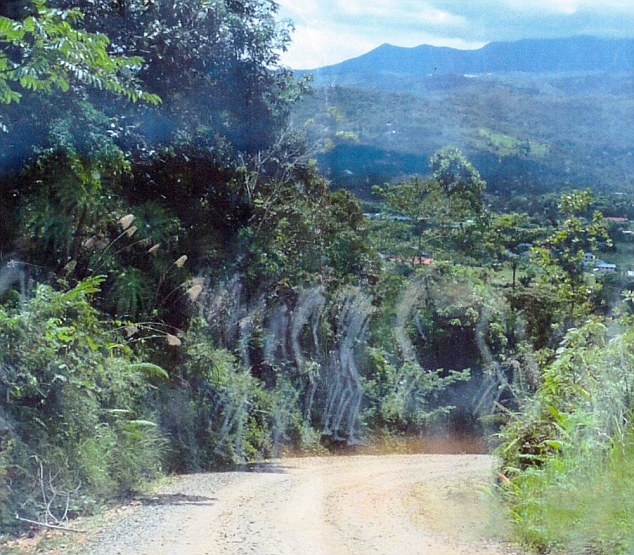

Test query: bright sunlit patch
[279,23,378,69]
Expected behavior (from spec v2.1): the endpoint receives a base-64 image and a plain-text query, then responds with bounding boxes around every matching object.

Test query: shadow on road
[234,461,293,474]
[133,493,217,506]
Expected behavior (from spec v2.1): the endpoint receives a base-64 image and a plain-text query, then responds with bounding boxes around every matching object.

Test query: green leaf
[123,419,158,429]
[85,335,98,351]
[542,439,565,451]
[128,362,169,380]
[22,17,35,32]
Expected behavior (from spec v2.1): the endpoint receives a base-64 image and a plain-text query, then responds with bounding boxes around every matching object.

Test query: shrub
[0,278,165,528]
[161,322,276,468]
[498,320,634,553]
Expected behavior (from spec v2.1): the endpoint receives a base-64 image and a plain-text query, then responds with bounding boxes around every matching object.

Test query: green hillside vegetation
[0,3,633,553]
[292,76,634,197]
[477,128,549,159]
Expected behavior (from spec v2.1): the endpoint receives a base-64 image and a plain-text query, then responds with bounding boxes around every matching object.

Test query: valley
[291,38,634,198]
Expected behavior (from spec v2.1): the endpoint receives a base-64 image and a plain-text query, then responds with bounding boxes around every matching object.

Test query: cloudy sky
[276,1,634,69]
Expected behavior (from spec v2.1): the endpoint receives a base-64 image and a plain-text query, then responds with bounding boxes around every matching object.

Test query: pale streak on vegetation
[394,278,428,363]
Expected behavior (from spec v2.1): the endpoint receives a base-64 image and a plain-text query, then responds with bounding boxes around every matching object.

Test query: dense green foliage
[0,278,165,525]
[498,321,634,553]
[369,161,634,551]
[0,1,158,114]
[0,0,489,533]
[292,78,634,198]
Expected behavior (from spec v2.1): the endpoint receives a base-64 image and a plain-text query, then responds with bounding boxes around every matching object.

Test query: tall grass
[504,435,634,553]
[498,320,634,554]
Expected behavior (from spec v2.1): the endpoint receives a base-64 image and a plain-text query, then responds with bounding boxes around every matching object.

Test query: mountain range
[292,36,634,198]
[301,36,634,83]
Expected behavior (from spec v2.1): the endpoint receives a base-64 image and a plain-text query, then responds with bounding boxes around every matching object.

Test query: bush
[501,435,634,553]
[161,323,276,469]
[0,278,165,529]
[498,320,634,553]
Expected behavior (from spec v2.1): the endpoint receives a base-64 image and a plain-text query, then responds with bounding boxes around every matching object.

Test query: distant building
[594,260,617,273]
[383,254,434,267]
[622,230,634,240]
[605,217,629,225]
[411,256,434,266]
[583,252,597,268]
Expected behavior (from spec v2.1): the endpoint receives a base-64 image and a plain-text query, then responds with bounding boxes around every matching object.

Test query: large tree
[52,0,302,154]
[1,0,311,322]
[375,147,488,259]
[0,0,158,127]
[0,0,159,263]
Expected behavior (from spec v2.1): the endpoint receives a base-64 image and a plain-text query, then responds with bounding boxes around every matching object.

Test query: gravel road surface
[61,454,523,555]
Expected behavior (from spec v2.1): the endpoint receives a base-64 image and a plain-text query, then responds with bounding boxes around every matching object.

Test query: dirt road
[55,454,520,555]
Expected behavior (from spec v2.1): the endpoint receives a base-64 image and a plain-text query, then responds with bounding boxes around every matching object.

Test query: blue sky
[276,1,634,68]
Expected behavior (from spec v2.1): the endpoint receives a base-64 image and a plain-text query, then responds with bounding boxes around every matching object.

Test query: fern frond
[128,362,169,380]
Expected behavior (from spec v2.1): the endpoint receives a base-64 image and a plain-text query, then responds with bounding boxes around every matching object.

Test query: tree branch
[15,514,85,533]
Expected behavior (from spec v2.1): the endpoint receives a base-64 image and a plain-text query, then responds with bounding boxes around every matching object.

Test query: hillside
[292,37,634,198]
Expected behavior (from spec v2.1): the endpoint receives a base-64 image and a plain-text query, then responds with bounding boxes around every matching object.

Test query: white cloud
[503,0,583,14]
[279,23,377,69]
[504,0,634,13]
[276,0,634,68]
[277,0,321,20]
[333,0,465,26]
[415,8,466,26]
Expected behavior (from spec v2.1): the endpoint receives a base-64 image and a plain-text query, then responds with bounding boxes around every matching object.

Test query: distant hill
[292,37,634,198]
[300,37,634,84]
